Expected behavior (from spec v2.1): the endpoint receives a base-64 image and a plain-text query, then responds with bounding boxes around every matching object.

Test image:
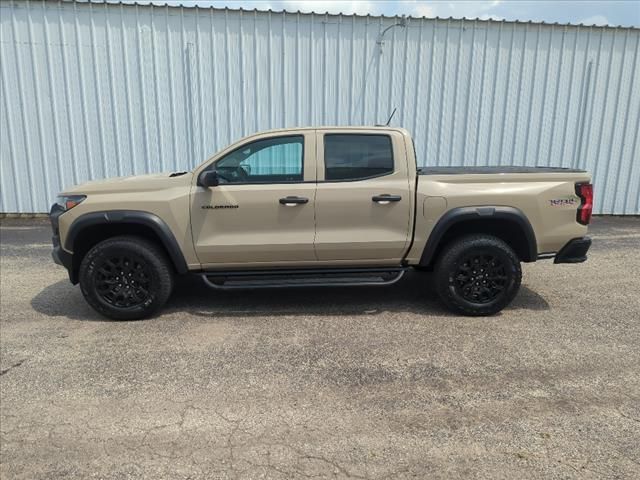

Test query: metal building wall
[1,0,639,213]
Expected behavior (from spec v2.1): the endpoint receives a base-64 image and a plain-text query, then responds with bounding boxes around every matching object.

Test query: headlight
[55,195,86,211]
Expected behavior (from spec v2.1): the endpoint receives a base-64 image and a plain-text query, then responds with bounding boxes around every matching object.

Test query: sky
[124,1,640,27]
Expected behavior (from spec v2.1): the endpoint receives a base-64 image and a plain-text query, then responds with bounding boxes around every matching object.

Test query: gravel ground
[1,216,639,479]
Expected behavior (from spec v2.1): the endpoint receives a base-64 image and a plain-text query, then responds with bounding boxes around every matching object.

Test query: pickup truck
[50,127,593,320]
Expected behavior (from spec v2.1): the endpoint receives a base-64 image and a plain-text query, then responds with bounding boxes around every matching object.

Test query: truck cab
[192,127,416,267]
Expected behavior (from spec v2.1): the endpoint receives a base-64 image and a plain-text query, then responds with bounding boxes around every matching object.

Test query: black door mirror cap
[198,170,219,188]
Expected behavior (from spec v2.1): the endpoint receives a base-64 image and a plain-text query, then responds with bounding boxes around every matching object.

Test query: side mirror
[198,170,219,188]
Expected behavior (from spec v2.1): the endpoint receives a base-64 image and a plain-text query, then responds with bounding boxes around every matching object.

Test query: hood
[62,171,193,195]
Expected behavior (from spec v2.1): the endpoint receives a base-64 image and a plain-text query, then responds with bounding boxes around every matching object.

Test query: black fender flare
[418,206,537,266]
[65,210,189,275]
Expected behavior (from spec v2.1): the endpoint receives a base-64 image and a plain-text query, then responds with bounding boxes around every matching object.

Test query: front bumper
[50,204,77,283]
[554,236,592,264]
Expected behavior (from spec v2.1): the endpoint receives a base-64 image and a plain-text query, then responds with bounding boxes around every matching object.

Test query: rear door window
[324,134,394,181]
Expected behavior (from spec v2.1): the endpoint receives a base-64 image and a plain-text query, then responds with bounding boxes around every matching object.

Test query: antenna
[385,108,397,126]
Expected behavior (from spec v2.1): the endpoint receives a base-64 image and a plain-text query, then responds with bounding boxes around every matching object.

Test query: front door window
[214,136,304,184]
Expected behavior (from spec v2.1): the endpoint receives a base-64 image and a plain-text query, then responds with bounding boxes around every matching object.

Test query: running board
[201,267,407,290]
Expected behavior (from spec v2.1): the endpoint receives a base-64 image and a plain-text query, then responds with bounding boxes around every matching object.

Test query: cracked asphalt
[1,216,639,479]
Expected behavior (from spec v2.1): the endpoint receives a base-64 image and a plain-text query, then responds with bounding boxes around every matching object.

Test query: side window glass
[215,136,303,183]
[324,134,393,181]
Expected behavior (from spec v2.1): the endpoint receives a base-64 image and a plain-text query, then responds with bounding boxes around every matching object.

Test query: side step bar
[201,267,407,290]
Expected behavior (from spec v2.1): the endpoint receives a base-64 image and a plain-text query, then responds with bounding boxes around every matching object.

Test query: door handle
[372,194,402,204]
[279,196,309,206]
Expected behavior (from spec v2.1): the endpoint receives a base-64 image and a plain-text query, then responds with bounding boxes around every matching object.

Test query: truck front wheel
[434,234,522,316]
[79,235,174,320]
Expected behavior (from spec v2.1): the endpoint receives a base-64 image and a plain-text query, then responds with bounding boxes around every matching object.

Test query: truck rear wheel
[434,234,522,316]
[79,235,174,320]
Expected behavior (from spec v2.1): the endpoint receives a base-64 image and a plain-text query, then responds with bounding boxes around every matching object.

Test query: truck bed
[418,166,586,175]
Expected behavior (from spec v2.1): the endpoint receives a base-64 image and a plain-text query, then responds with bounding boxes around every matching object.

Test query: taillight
[576,183,593,225]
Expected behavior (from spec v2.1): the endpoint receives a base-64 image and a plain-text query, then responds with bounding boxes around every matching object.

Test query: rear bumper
[554,236,592,264]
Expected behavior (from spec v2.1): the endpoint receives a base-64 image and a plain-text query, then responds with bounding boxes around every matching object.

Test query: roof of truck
[255,126,409,133]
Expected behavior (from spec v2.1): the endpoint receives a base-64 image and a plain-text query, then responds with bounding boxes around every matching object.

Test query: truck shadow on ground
[31,271,550,321]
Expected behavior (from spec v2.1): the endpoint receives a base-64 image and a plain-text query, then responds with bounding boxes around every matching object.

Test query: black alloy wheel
[79,235,174,320]
[434,234,522,316]
[452,253,508,304]
[94,254,153,308]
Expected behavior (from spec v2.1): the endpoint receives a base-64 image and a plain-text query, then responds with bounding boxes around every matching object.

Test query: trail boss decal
[549,196,578,207]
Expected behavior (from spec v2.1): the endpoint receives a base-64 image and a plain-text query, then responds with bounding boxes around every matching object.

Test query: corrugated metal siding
[1,1,639,213]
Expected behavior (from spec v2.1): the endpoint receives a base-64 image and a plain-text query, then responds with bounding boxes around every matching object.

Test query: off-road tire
[434,234,522,316]
[79,235,174,320]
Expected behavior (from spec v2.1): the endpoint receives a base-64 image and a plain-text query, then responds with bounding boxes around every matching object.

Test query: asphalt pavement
[1,216,639,479]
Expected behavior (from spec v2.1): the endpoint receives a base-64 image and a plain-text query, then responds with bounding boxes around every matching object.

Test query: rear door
[313,129,413,263]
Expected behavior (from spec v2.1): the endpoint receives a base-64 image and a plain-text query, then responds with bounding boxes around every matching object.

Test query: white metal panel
[0,1,638,213]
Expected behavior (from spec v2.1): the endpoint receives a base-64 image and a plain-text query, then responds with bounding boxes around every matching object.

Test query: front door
[313,130,413,263]
[191,131,317,268]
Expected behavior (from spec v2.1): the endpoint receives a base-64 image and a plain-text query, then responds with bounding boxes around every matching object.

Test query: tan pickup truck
[50,127,593,320]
